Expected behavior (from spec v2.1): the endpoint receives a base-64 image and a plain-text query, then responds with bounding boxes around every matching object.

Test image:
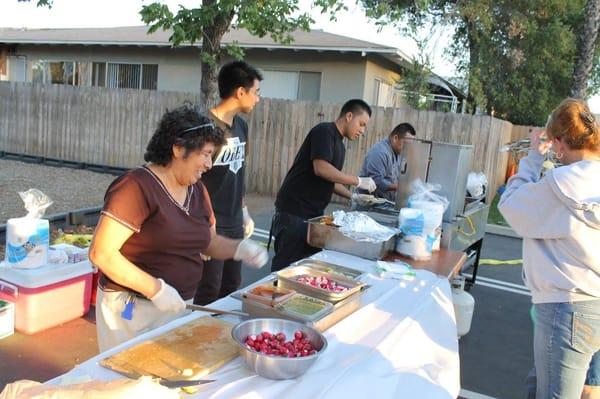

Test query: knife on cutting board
[185,304,248,317]
[113,368,215,388]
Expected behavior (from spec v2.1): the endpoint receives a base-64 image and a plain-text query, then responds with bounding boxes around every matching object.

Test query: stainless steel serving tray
[276,265,365,304]
[229,275,277,301]
[241,286,369,332]
[290,258,364,281]
[307,216,396,260]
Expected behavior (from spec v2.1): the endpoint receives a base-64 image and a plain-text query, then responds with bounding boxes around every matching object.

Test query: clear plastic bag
[18,189,53,219]
[407,178,449,211]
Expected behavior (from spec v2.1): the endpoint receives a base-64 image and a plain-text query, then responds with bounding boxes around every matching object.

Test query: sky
[2,0,599,113]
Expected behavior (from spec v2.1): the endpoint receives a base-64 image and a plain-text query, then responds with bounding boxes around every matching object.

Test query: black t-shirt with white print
[275,122,346,219]
[201,113,247,231]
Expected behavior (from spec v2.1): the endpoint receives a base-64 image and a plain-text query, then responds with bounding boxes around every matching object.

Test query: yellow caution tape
[479,258,523,265]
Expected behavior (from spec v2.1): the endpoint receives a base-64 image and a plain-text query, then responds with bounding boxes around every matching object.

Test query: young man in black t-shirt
[194,61,263,305]
[270,99,377,271]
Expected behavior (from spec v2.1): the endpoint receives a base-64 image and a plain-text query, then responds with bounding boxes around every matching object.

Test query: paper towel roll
[5,217,49,269]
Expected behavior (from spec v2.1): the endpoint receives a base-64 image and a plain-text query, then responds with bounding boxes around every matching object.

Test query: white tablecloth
[51,251,460,399]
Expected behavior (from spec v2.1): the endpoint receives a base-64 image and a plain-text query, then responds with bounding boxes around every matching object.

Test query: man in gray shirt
[357,123,416,201]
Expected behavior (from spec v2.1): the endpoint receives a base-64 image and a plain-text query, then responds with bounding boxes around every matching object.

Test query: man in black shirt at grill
[270,99,376,272]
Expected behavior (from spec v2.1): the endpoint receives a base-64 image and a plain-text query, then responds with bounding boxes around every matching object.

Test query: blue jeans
[528,301,600,399]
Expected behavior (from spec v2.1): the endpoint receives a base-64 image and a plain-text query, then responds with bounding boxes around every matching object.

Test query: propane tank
[451,276,475,337]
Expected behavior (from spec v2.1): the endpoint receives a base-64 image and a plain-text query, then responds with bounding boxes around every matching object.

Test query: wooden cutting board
[101,316,240,380]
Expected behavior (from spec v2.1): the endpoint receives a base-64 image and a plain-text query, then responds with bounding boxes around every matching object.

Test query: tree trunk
[199,0,234,108]
[200,39,221,109]
[466,21,480,114]
[571,0,600,99]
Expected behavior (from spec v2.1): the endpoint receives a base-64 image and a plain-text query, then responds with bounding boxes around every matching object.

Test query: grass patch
[487,193,509,226]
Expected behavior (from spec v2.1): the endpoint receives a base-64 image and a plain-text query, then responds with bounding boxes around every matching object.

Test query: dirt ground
[0,159,116,225]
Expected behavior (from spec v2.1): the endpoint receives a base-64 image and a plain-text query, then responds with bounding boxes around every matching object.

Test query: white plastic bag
[396,179,450,259]
[375,260,416,280]
[466,172,488,198]
[407,178,448,241]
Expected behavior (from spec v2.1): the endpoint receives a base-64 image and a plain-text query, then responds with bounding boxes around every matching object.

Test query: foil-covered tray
[307,216,396,260]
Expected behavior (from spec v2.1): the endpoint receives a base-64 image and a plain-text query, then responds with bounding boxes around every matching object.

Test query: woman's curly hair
[144,103,225,166]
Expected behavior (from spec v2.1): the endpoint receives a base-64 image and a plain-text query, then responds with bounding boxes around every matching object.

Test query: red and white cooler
[0,260,93,334]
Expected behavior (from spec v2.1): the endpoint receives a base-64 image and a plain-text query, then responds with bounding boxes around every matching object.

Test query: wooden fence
[0,81,515,200]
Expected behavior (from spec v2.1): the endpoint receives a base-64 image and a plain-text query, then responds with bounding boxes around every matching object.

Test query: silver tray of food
[276,265,365,304]
[241,286,369,332]
[290,258,364,281]
[306,216,396,260]
[230,275,277,301]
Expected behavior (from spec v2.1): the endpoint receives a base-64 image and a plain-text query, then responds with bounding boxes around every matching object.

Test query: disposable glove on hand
[149,278,186,313]
[234,239,269,269]
[242,206,255,239]
[357,177,377,193]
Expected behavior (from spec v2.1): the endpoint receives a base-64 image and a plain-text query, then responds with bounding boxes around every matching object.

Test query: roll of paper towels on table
[5,217,49,269]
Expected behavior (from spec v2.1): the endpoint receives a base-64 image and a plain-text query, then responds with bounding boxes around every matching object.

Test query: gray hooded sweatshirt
[498,151,600,304]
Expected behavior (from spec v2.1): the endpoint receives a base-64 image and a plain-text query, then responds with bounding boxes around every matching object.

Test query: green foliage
[140,1,339,59]
[18,0,52,7]
[140,0,340,104]
[398,37,434,110]
[361,0,596,125]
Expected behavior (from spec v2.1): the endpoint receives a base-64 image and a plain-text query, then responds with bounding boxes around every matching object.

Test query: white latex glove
[234,239,269,269]
[242,206,255,239]
[356,176,377,193]
[149,278,186,313]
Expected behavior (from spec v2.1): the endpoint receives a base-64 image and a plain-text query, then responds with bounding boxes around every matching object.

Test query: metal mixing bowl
[231,318,327,380]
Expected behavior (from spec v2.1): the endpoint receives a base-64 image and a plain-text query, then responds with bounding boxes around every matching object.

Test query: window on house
[297,72,321,101]
[92,62,158,90]
[31,61,91,86]
[373,78,393,107]
[260,70,321,101]
[92,62,106,87]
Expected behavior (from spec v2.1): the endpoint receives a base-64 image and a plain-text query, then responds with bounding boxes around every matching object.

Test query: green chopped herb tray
[276,294,333,321]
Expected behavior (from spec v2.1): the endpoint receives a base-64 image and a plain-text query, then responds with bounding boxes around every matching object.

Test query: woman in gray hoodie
[499,98,600,399]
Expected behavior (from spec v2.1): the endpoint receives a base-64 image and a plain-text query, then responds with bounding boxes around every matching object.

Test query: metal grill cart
[397,139,489,288]
[359,139,489,289]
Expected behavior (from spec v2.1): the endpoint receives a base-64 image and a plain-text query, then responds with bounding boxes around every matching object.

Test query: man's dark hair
[390,123,416,139]
[338,99,372,118]
[144,104,225,166]
[218,61,263,99]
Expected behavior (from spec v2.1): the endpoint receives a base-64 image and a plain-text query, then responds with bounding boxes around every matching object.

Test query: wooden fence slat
[0,81,546,199]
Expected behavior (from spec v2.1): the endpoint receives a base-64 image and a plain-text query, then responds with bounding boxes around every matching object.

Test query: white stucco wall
[239,48,367,104]
[363,55,404,106]
[12,45,410,105]
[15,45,204,92]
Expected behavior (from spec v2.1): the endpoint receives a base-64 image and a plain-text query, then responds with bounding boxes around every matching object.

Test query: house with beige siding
[0,26,464,110]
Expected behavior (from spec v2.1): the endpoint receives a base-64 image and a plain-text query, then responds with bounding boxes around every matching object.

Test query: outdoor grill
[360,139,490,287]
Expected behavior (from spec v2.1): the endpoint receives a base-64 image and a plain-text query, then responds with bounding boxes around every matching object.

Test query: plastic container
[0,260,93,334]
[0,299,15,339]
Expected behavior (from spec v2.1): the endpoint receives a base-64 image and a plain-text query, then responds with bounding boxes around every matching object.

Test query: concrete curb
[485,224,521,238]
